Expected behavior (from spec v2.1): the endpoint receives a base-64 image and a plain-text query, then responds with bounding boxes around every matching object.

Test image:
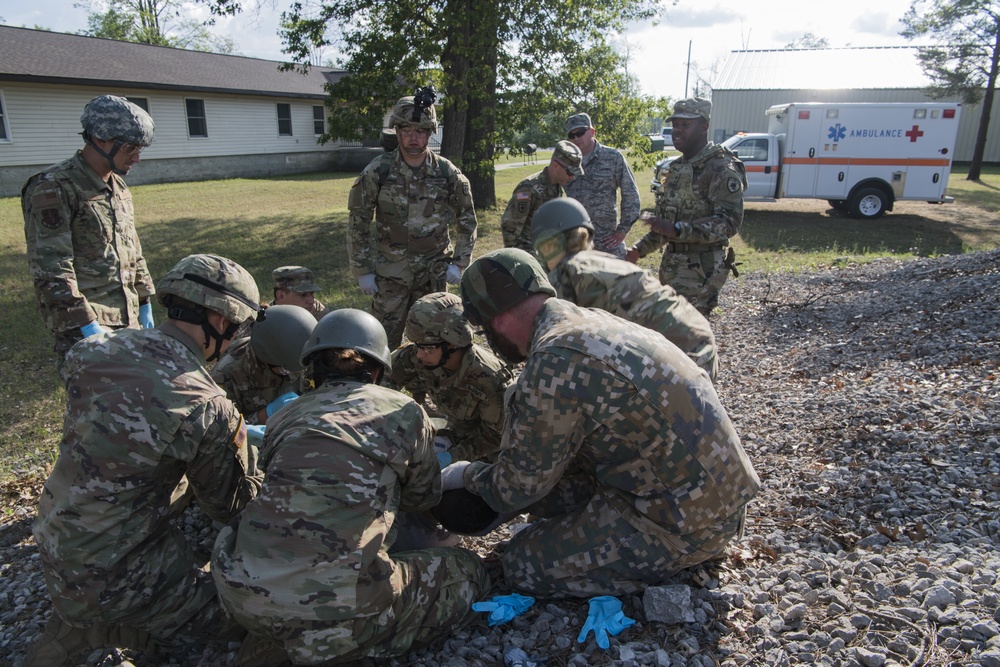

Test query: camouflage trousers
[40,527,243,650]
[371,259,447,349]
[502,487,745,598]
[238,547,488,665]
[657,246,730,316]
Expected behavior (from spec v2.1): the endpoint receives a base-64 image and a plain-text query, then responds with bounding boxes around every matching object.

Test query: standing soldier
[563,112,641,259]
[499,140,583,252]
[22,94,157,370]
[271,265,330,320]
[26,254,264,666]
[213,309,488,666]
[211,304,317,425]
[626,97,746,316]
[389,292,514,464]
[348,89,478,348]
[531,198,718,381]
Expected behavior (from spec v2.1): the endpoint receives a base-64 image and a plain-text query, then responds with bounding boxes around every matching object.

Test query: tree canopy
[78,0,240,53]
[902,0,1000,180]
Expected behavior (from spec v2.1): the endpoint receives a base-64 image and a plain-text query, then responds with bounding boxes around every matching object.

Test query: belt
[667,241,726,253]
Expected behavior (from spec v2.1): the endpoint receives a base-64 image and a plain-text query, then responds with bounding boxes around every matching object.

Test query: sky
[0,0,921,100]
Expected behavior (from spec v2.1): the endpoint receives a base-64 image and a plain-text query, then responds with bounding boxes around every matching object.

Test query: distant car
[661,127,673,147]
[649,154,679,193]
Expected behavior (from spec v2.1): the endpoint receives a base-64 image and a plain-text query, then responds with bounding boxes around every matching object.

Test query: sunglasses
[568,128,589,140]
[115,141,145,157]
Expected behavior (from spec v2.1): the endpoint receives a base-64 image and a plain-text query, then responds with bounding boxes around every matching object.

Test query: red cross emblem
[905,125,924,142]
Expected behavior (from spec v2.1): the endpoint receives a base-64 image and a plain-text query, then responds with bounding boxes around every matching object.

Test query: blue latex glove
[266,392,298,418]
[139,302,154,329]
[445,263,462,285]
[245,424,266,447]
[80,321,108,338]
[577,596,636,649]
[472,593,535,627]
[436,451,453,469]
[358,273,378,296]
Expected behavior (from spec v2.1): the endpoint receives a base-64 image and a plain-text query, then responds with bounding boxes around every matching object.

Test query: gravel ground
[1,249,998,667]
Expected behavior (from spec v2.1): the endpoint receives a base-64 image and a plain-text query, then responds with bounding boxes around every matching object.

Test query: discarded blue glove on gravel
[472,593,535,626]
[245,424,266,447]
[576,595,636,649]
[266,392,298,417]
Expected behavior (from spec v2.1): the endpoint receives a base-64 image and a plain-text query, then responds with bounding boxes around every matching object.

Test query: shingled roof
[0,25,347,99]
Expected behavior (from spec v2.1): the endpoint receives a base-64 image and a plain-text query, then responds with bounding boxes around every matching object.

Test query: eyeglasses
[568,128,589,140]
[398,127,431,138]
[415,342,444,352]
[116,141,145,157]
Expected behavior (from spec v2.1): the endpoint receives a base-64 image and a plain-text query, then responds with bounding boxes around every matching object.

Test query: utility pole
[684,40,692,98]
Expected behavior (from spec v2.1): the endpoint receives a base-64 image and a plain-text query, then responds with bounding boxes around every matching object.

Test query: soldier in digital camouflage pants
[444,248,760,598]
[26,254,265,666]
[213,309,488,666]
[22,95,157,370]
[348,93,478,349]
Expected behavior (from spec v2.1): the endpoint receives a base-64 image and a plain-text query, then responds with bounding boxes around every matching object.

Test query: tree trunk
[968,22,1000,181]
[439,0,470,167]
[462,0,499,209]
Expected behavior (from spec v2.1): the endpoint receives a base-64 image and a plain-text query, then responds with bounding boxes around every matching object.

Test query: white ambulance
[652,102,962,219]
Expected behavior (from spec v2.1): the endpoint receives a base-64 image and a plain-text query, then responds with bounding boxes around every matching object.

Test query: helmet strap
[168,302,237,362]
[87,138,128,176]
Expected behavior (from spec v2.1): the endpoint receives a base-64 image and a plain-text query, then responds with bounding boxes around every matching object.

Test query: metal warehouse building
[709,47,1000,164]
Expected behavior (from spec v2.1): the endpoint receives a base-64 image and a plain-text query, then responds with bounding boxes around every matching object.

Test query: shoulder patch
[515,191,531,200]
[233,415,247,451]
[41,208,65,229]
[727,177,742,193]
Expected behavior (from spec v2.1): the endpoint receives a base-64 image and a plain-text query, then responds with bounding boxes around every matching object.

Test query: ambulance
[652,102,962,219]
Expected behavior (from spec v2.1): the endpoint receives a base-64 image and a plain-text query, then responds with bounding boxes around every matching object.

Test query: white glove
[445,263,462,285]
[358,273,378,296]
[440,461,471,491]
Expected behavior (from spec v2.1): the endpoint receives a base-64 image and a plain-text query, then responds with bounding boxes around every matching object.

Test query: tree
[784,33,830,49]
[274,0,668,208]
[79,0,240,53]
[902,0,1000,181]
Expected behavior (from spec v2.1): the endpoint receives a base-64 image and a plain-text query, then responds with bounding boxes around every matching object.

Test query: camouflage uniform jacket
[466,299,759,540]
[563,141,641,246]
[33,323,261,621]
[633,142,746,257]
[212,378,440,622]
[347,150,478,277]
[210,337,303,424]
[22,151,155,335]
[500,168,563,251]
[548,250,719,381]
[389,343,514,461]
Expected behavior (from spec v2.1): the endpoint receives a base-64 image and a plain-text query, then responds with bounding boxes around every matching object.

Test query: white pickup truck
[651,102,961,219]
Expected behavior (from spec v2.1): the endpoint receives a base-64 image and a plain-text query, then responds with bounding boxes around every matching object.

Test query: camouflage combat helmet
[405,292,473,348]
[80,95,155,146]
[460,248,556,327]
[530,197,595,249]
[300,308,392,372]
[156,254,262,324]
[250,305,317,372]
[389,96,438,132]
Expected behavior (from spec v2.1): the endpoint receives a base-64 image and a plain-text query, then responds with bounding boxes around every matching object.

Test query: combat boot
[22,614,92,667]
[236,632,293,667]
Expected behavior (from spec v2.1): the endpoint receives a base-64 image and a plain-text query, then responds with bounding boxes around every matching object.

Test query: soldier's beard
[485,327,525,364]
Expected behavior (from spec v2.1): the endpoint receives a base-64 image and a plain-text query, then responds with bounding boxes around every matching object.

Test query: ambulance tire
[849,187,888,219]
[828,199,848,212]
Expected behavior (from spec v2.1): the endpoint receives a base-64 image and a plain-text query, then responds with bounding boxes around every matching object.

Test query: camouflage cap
[668,97,712,122]
[249,304,317,371]
[272,266,320,293]
[565,112,593,134]
[156,254,261,324]
[552,140,584,176]
[389,96,438,132]
[80,95,155,145]
[405,292,474,347]
[460,248,556,327]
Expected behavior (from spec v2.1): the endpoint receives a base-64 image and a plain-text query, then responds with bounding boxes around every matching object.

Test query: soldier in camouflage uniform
[447,249,759,597]
[211,304,317,424]
[499,140,583,251]
[26,254,265,666]
[348,94,478,349]
[212,309,488,666]
[530,198,718,381]
[627,98,747,316]
[563,112,641,259]
[22,95,157,370]
[389,292,514,463]
[271,266,331,320]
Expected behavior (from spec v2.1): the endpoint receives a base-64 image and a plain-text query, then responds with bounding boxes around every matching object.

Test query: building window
[313,105,325,135]
[0,91,10,141]
[126,97,150,113]
[277,103,293,136]
[185,99,208,138]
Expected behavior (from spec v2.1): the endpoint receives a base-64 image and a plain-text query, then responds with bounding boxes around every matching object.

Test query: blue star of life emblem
[827,124,847,142]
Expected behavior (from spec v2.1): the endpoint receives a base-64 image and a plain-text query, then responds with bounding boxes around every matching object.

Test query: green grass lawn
[1,162,998,482]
